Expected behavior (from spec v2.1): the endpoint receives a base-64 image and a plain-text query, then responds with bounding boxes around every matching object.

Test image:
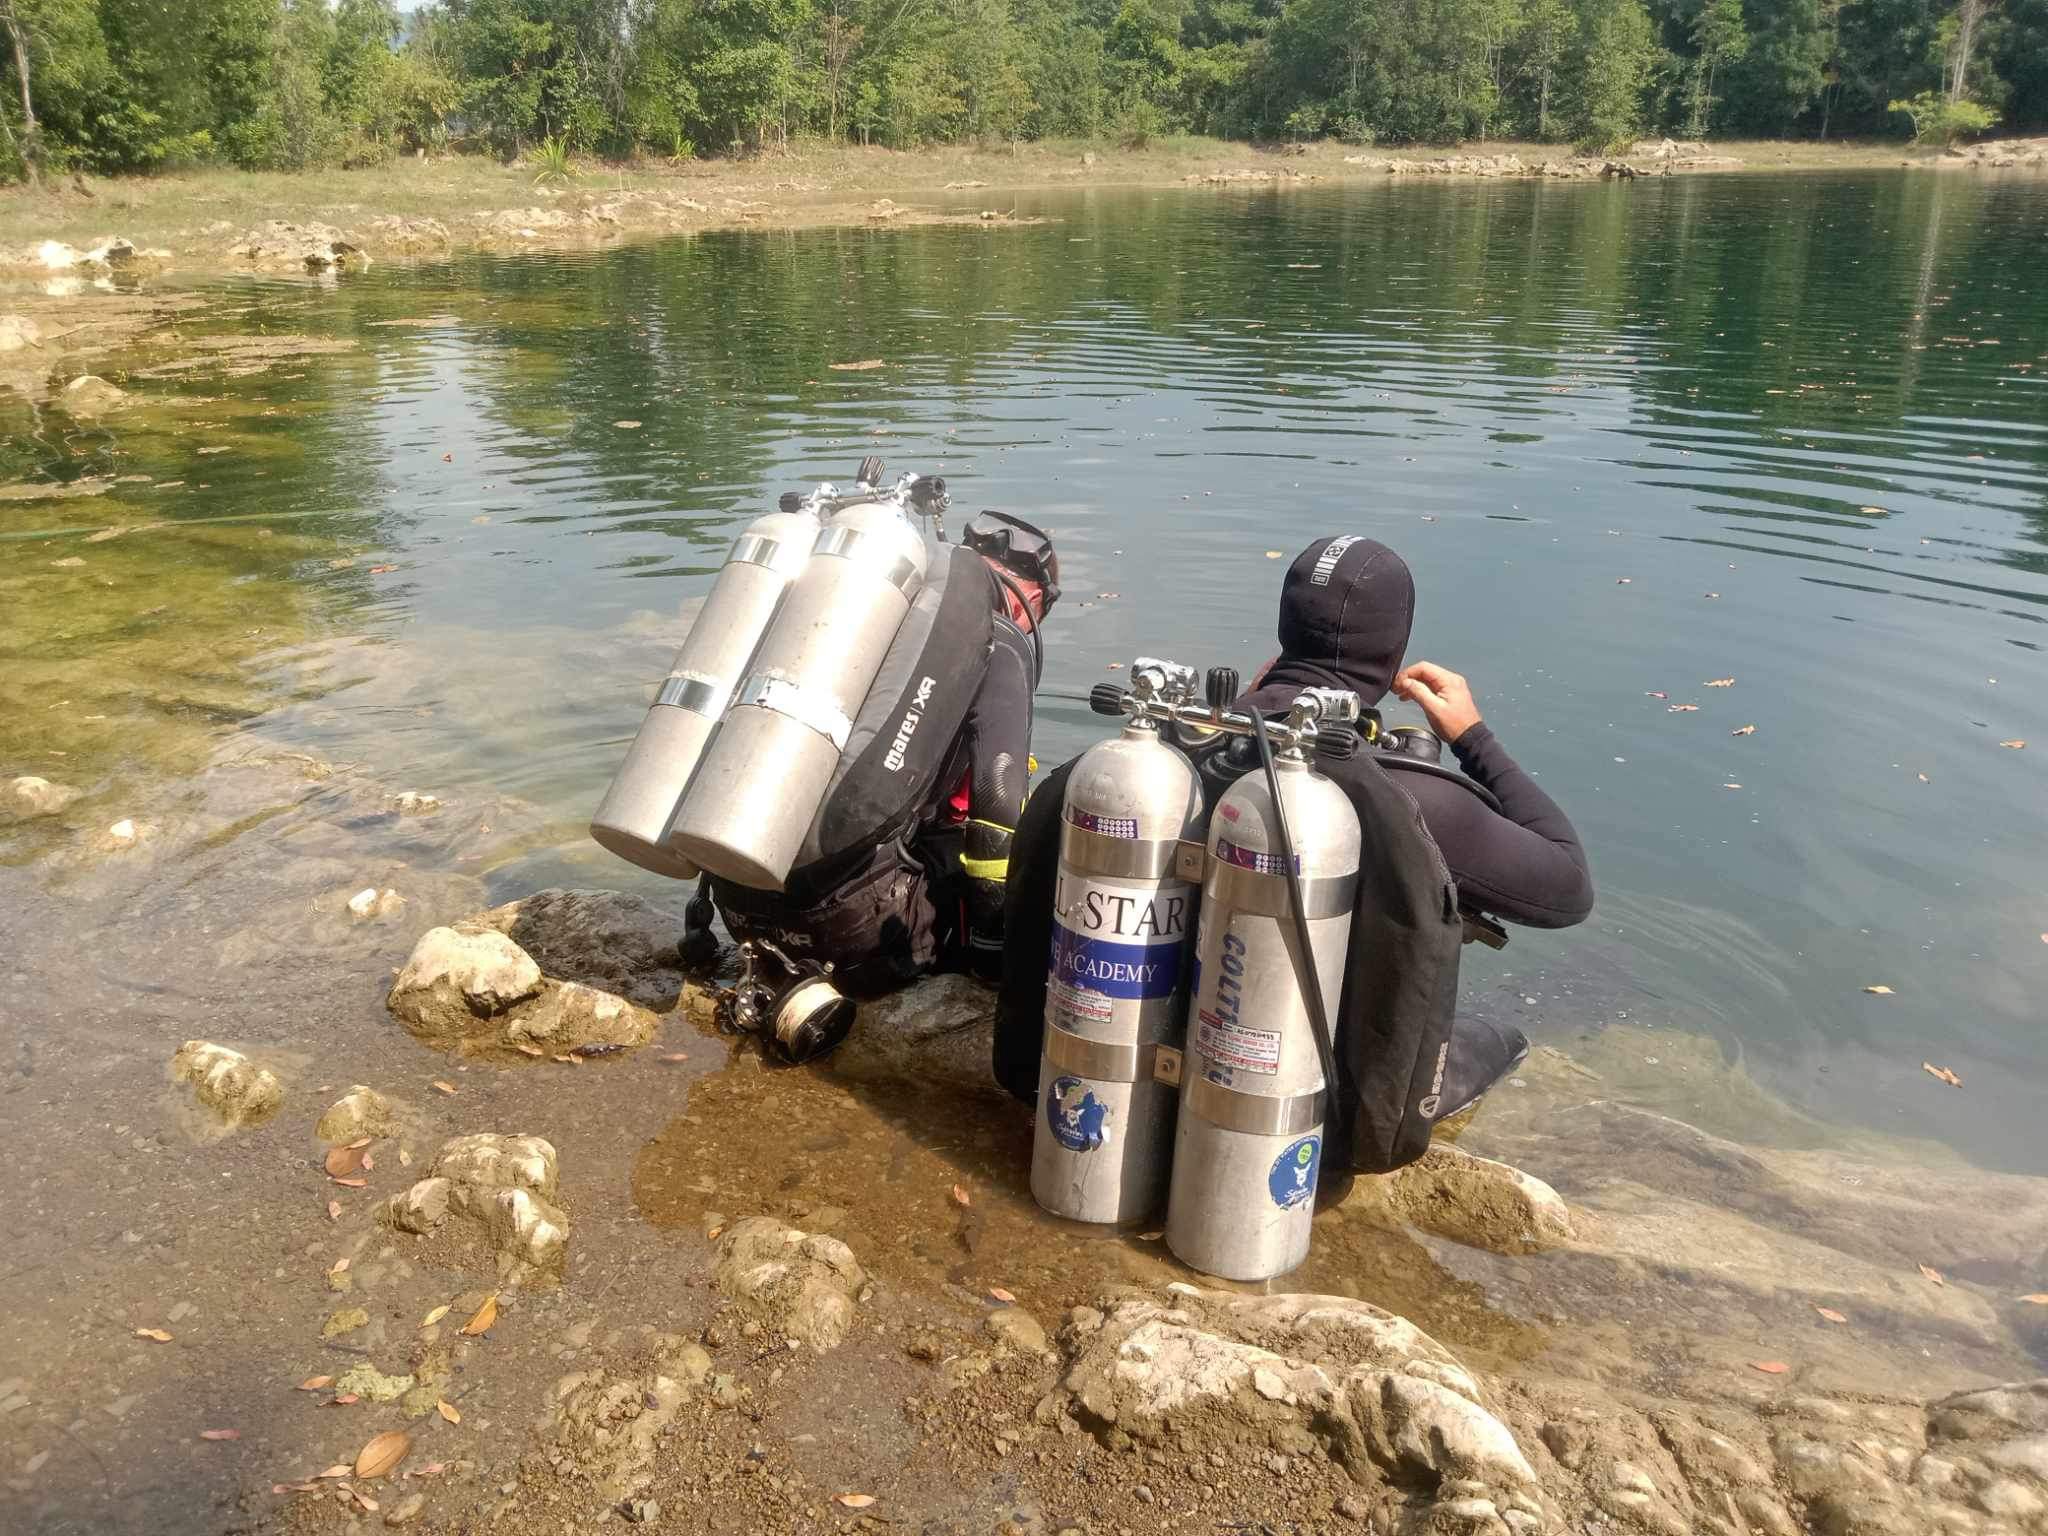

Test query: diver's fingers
[1398,660,1464,693]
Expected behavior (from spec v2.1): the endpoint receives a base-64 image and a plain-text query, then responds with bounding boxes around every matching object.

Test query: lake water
[6,168,2047,1177]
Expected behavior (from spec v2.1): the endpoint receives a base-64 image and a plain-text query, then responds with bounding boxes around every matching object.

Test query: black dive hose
[1248,710,1343,1127]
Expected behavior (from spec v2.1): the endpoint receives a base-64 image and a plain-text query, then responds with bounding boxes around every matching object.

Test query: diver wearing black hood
[995,535,1593,1173]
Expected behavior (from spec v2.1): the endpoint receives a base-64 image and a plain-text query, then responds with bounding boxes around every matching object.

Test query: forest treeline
[0,0,2039,182]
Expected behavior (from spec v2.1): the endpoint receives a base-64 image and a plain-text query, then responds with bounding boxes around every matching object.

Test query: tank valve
[856,455,885,488]
[1089,683,1128,716]
[1205,667,1240,710]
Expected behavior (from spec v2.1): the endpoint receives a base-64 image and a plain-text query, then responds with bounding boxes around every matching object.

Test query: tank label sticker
[1049,976,1113,1029]
[1215,839,1300,877]
[1268,1135,1321,1209]
[1066,807,1139,840]
[1049,925,1186,1002]
[1195,1008,1283,1075]
[1045,1075,1112,1152]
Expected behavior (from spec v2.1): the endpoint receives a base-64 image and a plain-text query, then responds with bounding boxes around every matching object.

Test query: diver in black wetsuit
[994,534,1592,1159]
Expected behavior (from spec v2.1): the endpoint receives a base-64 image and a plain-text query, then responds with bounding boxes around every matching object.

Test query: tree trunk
[1947,0,1982,102]
[1,0,38,183]
[1538,67,1551,138]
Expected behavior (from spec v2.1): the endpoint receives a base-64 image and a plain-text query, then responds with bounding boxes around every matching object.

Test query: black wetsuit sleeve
[961,622,1035,836]
[1416,724,1593,929]
[994,756,1073,1101]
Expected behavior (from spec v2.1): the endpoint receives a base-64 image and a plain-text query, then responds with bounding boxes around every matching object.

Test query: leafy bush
[1889,91,2000,146]
[527,133,574,184]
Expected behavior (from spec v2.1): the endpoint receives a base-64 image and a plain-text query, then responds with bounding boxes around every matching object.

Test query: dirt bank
[0,134,1987,285]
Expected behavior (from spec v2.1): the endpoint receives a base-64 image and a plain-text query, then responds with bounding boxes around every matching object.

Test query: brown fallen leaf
[951,1184,971,1207]
[413,1462,447,1477]
[329,1257,351,1276]
[1999,739,2026,750]
[1863,985,1895,996]
[1750,1361,1789,1375]
[200,1428,242,1441]
[1646,691,1668,699]
[331,1393,360,1406]
[613,420,642,429]
[828,360,885,371]
[441,452,452,463]
[329,1176,368,1189]
[514,1043,545,1058]
[1922,1062,1963,1087]
[1917,773,1930,783]
[660,1051,689,1062]
[707,1225,724,1242]
[327,1200,342,1221]
[436,1399,461,1425]
[298,1376,333,1392]
[353,1491,379,1513]
[989,1287,1017,1303]
[1919,1264,1946,1287]
[835,1493,877,1508]
[318,1465,353,1479]
[1732,724,1757,736]
[2019,1294,2048,1305]
[368,564,397,575]
[355,1430,410,1480]
[324,1144,367,1178]
[361,1152,374,1171]
[431,1081,457,1096]
[460,1295,499,1336]
[135,1327,173,1342]
[1816,1307,1848,1324]
[398,1148,412,1167]
[1705,677,1735,687]
[1668,704,1700,713]
[422,1305,450,1328]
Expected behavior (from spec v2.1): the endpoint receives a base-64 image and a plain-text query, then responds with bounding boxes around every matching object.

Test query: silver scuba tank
[1165,707,1360,1282]
[589,498,821,879]
[1030,660,1204,1225]
[666,494,930,890]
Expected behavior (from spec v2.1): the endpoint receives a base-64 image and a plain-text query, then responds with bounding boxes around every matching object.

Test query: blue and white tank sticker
[1045,1075,1112,1152]
[1268,1135,1321,1210]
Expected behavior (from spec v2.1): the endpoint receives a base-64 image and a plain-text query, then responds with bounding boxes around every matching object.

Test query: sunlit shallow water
[5,169,2046,1177]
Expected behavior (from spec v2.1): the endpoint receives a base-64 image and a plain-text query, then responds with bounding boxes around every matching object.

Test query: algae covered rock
[3,775,80,818]
[387,926,544,1039]
[382,1132,568,1280]
[316,1085,397,1144]
[551,1334,715,1499]
[473,887,686,1010]
[170,1040,282,1129]
[711,1217,867,1352]
[1360,1143,1574,1255]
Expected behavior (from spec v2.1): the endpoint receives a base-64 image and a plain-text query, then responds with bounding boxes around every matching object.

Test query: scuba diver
[995,534,1592,1173]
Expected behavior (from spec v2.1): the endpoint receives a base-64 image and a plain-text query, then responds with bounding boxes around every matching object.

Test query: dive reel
[715,938,856,1066]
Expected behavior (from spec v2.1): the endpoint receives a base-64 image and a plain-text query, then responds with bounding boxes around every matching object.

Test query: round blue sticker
[1045,1075,1111,1152]
[1268,1134,1320,1210]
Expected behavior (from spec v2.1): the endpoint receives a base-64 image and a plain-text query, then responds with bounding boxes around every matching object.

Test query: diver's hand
[1393,661,1483,744]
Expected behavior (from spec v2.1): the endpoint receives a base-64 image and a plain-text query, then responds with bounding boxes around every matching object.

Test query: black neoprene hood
[1243,535,1416,710]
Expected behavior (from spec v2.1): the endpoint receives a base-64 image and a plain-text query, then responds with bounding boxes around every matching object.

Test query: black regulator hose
[1248,710,1342,1128]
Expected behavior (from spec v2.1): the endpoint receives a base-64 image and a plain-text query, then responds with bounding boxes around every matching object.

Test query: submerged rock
[1356,1144,1574,1255]
[1057,1286,1540,1522]
[383,1132,568,1280]
[335,1361,416,1403]
[347,886,405,920]
[504,980,658,1051]
[711,1217,867,1352]
[170,1040,282,1129]
[387,926,545,1039]
[228,220,366,273]
[316,1085,397,1144]
[61,375,128,416]
[551,1334,714,1499]
[473,888,687,1010]
[3,775,80,818]
[0,314,43,351]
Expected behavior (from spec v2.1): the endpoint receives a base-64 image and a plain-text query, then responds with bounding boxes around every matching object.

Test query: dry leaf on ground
[329,1176,367,1189]
[355,1430,410,1479]
[135,1328,172,1342]
[326,1200,342,1221]
[200,1428,241,1440]
[1732,724,1757,736]
[1919,1264,1946,1287]
[951,1184,971,1208]
[1750,1361,1789,1375]
[515,1043,544,1058]
[329,1258,350,1276]
[834,1493,877,1508]
[298,1376,333,1391]
[1816,1308,1848,1324]
[318,1465,352,1479]
[436,1400,460,1425]
[1863,985,1895,996]
[661,1052,688,1062]
[353,1491,380,1513]
[460,1296,499,1336]
[324,1144,367,1178]
[332,1393,360,1405]
[1922,1062,1963,1087]
[989,1287,1017,1303]
[431,1080,457,1096]
[421,1305,449,1328]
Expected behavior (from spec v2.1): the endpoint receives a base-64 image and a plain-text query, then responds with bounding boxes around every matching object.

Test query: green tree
[1684,0,1748,133]
[1565,0,1655,148]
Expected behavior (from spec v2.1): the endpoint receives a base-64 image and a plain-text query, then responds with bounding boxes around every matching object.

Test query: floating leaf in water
[1923,1062,1962,1087]
[1917,773,1930,783]
[200,1428,241,1440]
[1919,1264,1946,1287]
[989,1287,1016,1303]
[1863,985,1895,996]
[1646,691,1667,699]
[613,420,642,429]
[135,1327,172,1342]
[1816,1308,1848,1324]
[431,1081,457,1096]
[1705,678,1735,688]
[299,1376,333,1391]
[1616,577,1631,584]
[422,1305,449,1328]
[1732,725,1757,737]
[834,1493,877,1508]
[1265,550,1283,559]
[436,1400,460,1424]
[355,1430,410,1479]
[461,1295,499,1336]
[1750,1361,1788,1375]
[324,1144,367,1178]
[829,360,885,371]
[441,453,452,463]
[1668,704,1699,713]
[951,1184,971,1208]
[368,564,397,575]
[1999,739,2026,750]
